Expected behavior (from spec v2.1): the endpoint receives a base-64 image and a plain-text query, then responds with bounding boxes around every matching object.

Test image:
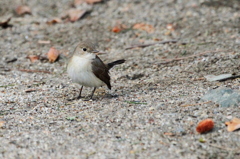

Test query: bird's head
[73,41,106,56]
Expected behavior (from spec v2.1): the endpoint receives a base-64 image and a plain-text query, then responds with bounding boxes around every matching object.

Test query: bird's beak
[92,50,106,55]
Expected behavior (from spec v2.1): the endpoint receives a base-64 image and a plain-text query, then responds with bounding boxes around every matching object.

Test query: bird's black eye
[83,48,87,51]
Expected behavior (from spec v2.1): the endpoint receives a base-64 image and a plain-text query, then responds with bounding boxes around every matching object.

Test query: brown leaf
[27,55,39,62]
[15,5,31,15]
[0,17,12,28]
[133,23,155,33]
[111,23,127,33]
[164,132,175,136]
[111,26,122,33]
[47,47,60,63]
[68,9,87,22]
[0,121,5,128]
[225,118,240,132]
[46,18,62,25]
[196,119,214,134]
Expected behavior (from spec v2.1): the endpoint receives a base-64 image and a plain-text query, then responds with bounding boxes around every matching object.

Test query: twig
[125,39,179,50]
[0,84,15,88]
[38,40,51,44]
[18,69,51,74]
[208,144,239,152]
[180,101,211,107]
[160,50,227,64]
[192,77,205,81]
[25,89,42,93]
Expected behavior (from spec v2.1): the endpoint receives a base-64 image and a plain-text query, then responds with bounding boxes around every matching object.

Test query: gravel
[0,0,240,158]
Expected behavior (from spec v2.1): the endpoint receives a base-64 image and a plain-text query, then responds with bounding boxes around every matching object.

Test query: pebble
[204,74,233,81]
[201,87,240,107]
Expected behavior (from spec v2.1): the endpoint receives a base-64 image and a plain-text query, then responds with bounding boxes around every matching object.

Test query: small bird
[67,41,125,99]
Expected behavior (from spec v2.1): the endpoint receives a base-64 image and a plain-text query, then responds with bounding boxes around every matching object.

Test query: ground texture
[0,0,240,158]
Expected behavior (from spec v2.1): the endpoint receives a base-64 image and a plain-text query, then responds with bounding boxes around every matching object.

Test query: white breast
[67,54,104,87]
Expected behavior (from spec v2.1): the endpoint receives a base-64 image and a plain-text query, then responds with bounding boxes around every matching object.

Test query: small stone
[204,74,233,82]
[201,87,240,107]
[149,107,155,110]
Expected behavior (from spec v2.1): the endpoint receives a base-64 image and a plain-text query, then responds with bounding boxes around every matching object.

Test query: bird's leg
[77,86,83,99]
[90,87,96,99]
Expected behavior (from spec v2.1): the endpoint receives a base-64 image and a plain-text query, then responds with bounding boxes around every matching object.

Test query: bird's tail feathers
[107,59,125,69]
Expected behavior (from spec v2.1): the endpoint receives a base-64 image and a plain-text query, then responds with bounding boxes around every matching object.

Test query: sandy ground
[0,0,240,158]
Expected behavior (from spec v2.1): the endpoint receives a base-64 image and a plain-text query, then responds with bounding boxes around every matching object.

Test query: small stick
[18,69,51,74]
[125,39,179,50]
[25,89,42,93]
[180,101,211,107]
[208,144,239,152]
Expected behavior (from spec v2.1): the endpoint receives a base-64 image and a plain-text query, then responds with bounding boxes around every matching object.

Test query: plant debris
[196,119,214,134]
[47,47,60,63]
[15,5,31,15]
[133,23,155,33]
[68,9,87,22]
[46,18,62,25]
[0,17,12,28]
[225,118,240,132]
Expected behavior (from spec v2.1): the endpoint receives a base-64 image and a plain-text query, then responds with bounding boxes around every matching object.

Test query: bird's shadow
[66,93,119,101]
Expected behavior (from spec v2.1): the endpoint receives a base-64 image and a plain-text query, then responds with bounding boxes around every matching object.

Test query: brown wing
[91,56,111,89]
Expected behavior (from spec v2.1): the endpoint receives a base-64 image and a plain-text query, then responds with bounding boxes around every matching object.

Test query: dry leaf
[111,23,127,33]
[27,55,39,62]
[164,132,174,136]
[46,18,62,25]
[111,26,122,33]
[68,9,87,22]
[196,119,214,134]
[0,17,12,28]
[47,47,60,63]
[225,118,240,132]
[133,23,155,33]
[153,38,162,41]
[15,5,31,15]
[0,121,5,128]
